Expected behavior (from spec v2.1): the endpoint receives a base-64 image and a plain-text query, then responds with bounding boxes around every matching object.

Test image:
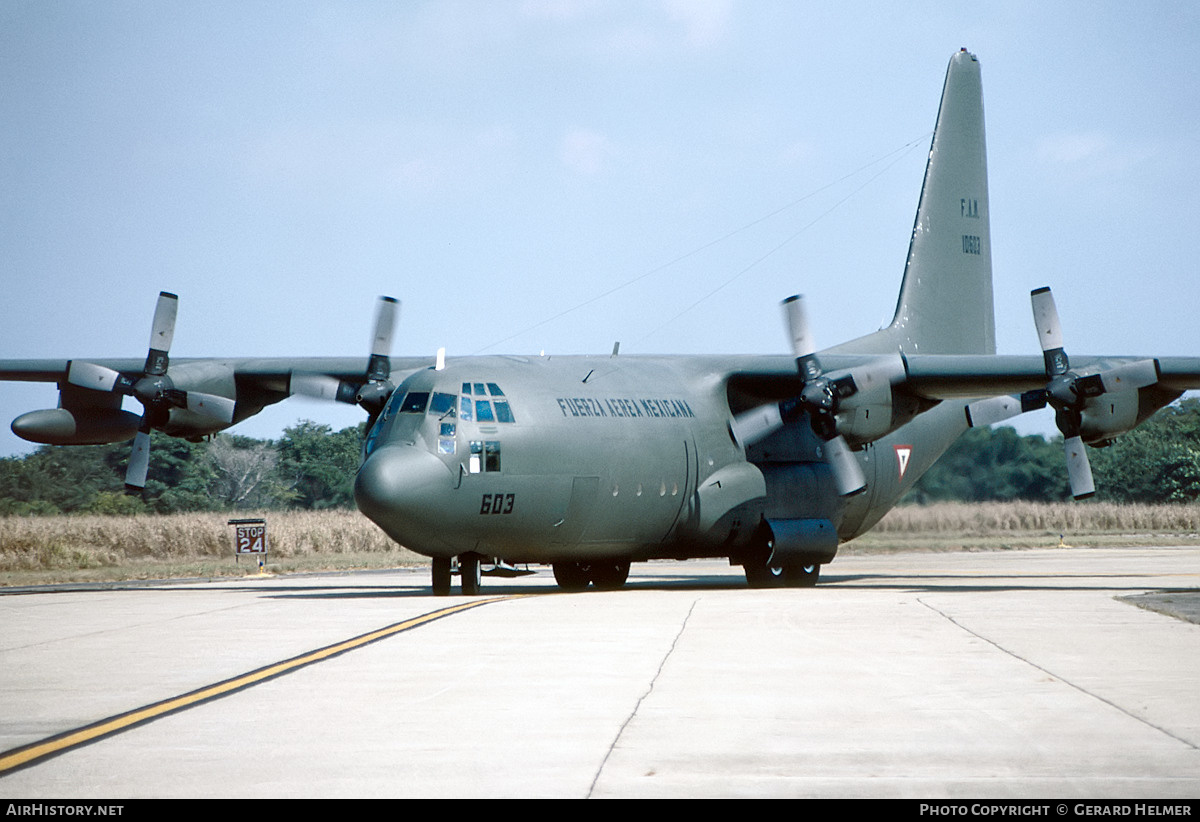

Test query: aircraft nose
[354,446,454,537]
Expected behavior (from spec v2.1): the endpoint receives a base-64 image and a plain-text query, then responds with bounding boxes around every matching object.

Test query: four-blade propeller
[967,287,1158,499]
[730,294,867,497]
[289,296,399,424]
[66,291,236,490]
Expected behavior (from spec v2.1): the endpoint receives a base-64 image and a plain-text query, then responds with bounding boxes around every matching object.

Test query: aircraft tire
[460,553,482,595]
[432,557,452,596]
[782,564,821,587]
[590,561,631,591]
[743,561,785,588]
[552,562,591,592]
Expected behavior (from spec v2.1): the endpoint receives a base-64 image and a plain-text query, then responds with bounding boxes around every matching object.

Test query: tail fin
[833,49,995,357]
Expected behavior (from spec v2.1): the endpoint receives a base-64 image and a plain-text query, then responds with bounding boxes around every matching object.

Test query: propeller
[968,287,1158,500]
[290,296,399,423]
[66,292,237,490]
[730,295,867,497]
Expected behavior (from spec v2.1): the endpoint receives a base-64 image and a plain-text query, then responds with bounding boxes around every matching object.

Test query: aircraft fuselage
[356,355,801,565]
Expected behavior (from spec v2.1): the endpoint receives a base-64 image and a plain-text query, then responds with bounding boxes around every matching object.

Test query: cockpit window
[429,392,456,418]
[399,392,429,413]
[454,382,516,423]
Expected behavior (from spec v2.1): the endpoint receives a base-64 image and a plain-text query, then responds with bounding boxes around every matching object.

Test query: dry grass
[847,501,1200,553]
[3,502,1199,585]
[0,510,424,586]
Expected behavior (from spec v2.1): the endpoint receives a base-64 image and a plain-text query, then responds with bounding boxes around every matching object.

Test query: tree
[274,421,364,509]
[206,435,287,509]
[1090,398,1200,503]
[907,426,1068,503]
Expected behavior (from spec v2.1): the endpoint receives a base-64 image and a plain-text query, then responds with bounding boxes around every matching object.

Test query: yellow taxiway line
[0,596,518,775]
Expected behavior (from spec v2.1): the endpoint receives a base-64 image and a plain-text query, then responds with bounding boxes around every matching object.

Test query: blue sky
[2,1,1198,455]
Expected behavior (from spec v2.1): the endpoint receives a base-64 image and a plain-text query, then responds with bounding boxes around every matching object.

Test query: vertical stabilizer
[833,49,995,356]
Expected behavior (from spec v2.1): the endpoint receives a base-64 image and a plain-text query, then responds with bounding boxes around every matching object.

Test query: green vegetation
[907,398,1200,504]
[0,421,367,515]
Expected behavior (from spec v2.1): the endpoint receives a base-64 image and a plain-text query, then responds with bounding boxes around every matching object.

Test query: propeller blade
[1098,359,1159,393]
[371,297,398,358]
[1031,287,1069,376]
[1063,435,1095,500]
[67,361,127,393]
[145,292,178,376]
[125,429,152,491]
[184,392,236,424]
[290,373,360,404]
[366,296,399,382]
[965,395,1024,428]
[823,435,867,497]
[782,295,815,359]
[729,403,785,448]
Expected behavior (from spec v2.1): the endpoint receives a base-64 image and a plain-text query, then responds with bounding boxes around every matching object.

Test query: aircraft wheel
[432,557,452,596]
[743,561,785,588]
[590,561,631,591]
[460,553,482,595]
[782,564,821,588]
[552,562,591,592]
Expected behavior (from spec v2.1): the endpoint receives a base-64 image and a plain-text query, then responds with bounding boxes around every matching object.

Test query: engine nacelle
[12,407,141,445]
[830,355,909,446]
[1080,385,1181,445]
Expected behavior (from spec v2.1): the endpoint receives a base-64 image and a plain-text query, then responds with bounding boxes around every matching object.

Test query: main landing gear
[741,547,821,589]
[551,560,631,592]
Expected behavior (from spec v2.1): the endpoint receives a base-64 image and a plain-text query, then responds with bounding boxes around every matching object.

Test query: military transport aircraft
[3,50,1199,595]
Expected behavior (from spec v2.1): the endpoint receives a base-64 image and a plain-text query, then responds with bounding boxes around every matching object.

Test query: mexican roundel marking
[894,445,913,480]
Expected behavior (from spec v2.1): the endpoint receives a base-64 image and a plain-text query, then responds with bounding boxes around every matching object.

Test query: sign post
[228,518,268,571]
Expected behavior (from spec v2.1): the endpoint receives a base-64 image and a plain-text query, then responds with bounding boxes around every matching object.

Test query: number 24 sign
[230,519,268,555]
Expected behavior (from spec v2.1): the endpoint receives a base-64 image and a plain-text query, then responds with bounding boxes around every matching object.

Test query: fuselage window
[438,420,457,455]
[467,440,501,473]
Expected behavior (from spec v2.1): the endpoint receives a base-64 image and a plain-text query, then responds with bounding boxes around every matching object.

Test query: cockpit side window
[399,392,430,414]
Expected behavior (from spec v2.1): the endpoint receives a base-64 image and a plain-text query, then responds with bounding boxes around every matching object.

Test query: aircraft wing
[898,354,1200,399]
[0,357,434,385]
[0,355,435,449]
[726,353,1200,401]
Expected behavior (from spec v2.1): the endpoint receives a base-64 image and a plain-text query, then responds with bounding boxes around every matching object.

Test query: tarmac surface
[1,546,1198,798]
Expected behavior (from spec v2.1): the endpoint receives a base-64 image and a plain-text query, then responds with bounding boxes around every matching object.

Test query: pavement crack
[587,597,699,798]
[919,598,1199,752]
